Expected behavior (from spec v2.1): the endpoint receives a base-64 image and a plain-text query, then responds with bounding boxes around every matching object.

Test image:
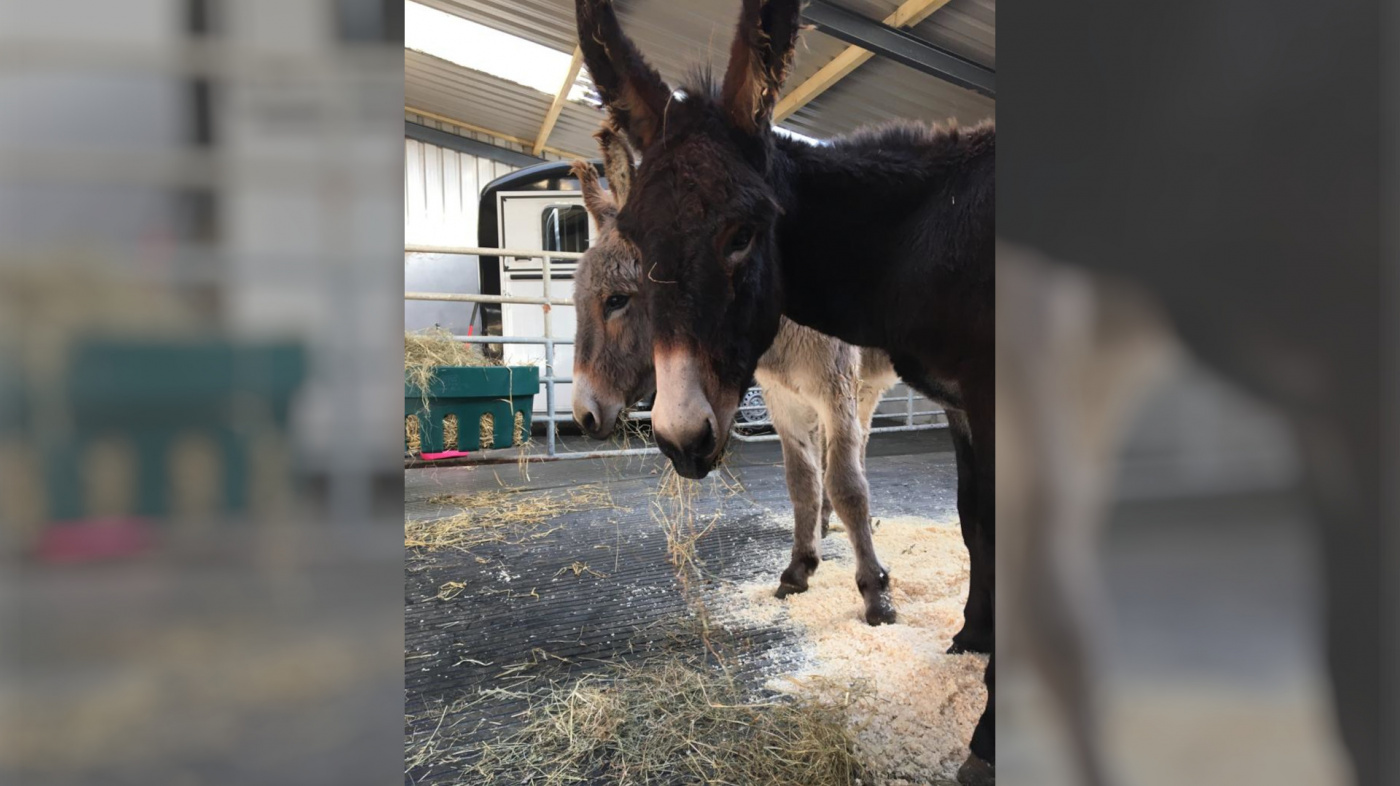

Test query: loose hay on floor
[406,485,617,552]
[720,515,987,785]
[406,653,868,786]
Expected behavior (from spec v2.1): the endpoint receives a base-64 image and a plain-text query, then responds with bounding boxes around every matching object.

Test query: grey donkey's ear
[570,159,616,227]
[593,122,636,209]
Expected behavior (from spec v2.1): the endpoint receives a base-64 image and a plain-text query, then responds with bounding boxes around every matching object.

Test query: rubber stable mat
[404,430,956,784]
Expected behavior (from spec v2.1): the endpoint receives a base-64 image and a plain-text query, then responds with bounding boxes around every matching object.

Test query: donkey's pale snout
[652,346,721,478]
[572,374,621,440]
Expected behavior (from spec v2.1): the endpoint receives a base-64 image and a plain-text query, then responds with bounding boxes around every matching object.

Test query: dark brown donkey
[574,0,995,779]
[569,126,899,625]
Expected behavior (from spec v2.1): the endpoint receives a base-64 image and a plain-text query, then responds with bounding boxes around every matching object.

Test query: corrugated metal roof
[912,0,995,68]
[405,0,995,158]
[785,55,995,140]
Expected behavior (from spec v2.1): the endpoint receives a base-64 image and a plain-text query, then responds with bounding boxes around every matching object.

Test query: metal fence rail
[404,245,943,463]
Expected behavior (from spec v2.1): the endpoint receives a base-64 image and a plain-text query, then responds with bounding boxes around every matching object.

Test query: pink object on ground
[36,517,155,564]
[419,450,471,461]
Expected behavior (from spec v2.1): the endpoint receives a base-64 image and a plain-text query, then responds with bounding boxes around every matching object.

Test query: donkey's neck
[768,124,995,351]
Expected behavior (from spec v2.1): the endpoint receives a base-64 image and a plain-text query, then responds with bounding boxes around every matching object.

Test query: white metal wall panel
[405,115,543,335]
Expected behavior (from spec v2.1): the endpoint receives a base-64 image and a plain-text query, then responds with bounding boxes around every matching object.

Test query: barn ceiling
[405,0,995,159]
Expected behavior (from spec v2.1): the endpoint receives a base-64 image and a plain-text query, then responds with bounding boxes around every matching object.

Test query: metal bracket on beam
[801,0,995,97]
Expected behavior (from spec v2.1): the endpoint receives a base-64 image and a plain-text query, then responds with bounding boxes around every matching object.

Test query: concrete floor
[403,429,961,784]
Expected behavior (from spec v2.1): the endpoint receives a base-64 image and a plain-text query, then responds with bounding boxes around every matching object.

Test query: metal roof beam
[533,46,584,156]
[801,0,994,97]
[775,0,949,124]
[405,121,545,167]
[405,105,579,159]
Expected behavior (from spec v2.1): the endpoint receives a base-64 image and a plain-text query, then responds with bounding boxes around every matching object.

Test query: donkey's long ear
[575,0,671,151]
[594,122,636,208]
[720,0,803,135]
[571,159,616,227]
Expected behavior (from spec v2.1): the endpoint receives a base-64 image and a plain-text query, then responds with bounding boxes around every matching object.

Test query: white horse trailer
[494,190,591,418]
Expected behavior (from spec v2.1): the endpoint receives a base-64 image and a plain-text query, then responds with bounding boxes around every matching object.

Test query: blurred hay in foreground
[405,653,868,786]
[405,485,616,552]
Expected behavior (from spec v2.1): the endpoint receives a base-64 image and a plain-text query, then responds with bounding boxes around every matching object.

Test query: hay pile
[405,485,616,552]
[405,327,495,392]
[406,652,868,786]
[721,515,988,784]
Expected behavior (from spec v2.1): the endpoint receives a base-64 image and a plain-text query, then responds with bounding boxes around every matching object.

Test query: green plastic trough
[405,366,539,453]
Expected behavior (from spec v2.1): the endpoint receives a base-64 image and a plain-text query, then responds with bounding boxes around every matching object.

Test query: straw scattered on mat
[406,485,617,552]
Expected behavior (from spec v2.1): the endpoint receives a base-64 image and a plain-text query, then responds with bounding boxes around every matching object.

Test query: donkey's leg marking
[818,383,895,626]
[818,424,834,538]
[766,384,825,597]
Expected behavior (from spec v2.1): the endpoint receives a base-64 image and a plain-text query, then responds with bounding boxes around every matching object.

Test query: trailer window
[542,206,590,253]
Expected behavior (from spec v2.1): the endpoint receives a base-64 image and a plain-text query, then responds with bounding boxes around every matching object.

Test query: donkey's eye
[604,293,630,315]
[726,226,755,255]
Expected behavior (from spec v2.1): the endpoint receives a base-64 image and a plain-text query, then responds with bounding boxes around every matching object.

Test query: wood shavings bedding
[718,515,987,785]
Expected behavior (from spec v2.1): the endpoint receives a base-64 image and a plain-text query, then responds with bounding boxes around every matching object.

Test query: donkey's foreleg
[947,408,992,654]
[766,386,826,597]
[819,391,896,626]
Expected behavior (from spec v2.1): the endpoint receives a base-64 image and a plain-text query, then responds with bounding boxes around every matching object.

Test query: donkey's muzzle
[652,345,723,478]
[572,373,621,440]
[656,420,716,479]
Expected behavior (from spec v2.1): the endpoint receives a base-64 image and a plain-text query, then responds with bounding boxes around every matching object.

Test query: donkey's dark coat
[576,0,996,775]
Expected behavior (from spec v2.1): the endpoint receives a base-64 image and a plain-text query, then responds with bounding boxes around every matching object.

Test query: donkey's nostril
[581,410,599,436]
[695,419,715,458]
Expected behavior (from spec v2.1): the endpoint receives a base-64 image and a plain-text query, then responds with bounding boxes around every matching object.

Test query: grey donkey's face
[570,131,653,439]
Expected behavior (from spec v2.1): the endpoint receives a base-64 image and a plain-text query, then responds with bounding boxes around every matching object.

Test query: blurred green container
[405,366,538,453]
[44,340,307,521]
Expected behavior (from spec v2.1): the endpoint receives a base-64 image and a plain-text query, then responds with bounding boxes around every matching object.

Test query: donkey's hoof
[774,581,807,599]
[947,627,993,655]
[957,753,995,786]
[864,596,897,626]
[777,556,818,597]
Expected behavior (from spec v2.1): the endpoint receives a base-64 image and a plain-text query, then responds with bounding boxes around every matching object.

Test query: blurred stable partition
[0,2,406,785]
